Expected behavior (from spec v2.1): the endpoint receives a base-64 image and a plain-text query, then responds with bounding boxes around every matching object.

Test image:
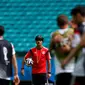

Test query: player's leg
[56,73,72,85]
[73,77,85,85]
[32,73,47,85]
[0,78,11,85]
[56,73,64,85]
[70,76,76,85]
[39,73,47,85]
[32,74,38,85]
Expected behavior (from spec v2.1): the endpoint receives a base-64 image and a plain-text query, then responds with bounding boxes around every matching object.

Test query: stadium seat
[0,0,84,51]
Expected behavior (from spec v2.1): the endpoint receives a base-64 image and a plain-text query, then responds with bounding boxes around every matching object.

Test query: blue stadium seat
[0,0,84,51]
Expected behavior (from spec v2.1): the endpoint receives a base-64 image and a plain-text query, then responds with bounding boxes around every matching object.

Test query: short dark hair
[0,25,4,36]
[57,15,68,27]
[35,35,44,41]
[71,5,85,17]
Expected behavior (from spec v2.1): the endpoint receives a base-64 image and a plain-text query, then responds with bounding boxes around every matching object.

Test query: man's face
[72,13,82,25]
[36,40,43,46]
[70,20,78,29]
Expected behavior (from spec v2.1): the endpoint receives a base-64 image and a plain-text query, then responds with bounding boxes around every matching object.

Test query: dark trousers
[32,73,47,85]
[73,77,85,85]
[56,73,72,85]
[0,78,11,85]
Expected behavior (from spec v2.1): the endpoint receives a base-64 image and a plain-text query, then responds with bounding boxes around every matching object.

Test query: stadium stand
[0,0,84,51]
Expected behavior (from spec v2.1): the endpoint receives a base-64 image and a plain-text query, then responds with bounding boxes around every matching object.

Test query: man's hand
[61,59,68,69]
[80,33,85,47]
[80,40,85,47]
[21,69,24,76]
[13,74,20,85]
[52,34,62,43]
[61,45,71,53]
[47,73,51,78]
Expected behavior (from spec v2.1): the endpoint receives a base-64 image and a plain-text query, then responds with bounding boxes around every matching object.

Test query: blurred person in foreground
[61,5,85,85]
[0,26,20,85]
[49,15,75,85]
[21,35,51,85]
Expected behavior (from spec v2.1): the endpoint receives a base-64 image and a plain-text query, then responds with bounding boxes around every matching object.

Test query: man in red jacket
[21,35,51,85]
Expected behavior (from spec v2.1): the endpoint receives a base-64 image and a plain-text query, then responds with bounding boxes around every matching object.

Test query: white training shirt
[72,22,85,76]
[54,28,75,75]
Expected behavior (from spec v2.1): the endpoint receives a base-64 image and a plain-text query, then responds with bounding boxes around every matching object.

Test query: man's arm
[61,28,85,67]
[12,54,18,76]
[47,59,51,78]
[61,48,78,68]
[11,43,20,84]
[49,32,61,53]
[21,51,31,68]
[61,44,71,53]
[21,51,32,75]
[21,58,25,76]
[71,32,85,55]
[12,54,20,85]
[61,45,82,68]
[80,33,85,47]
[65,32,85,61]
[11,43,18,74]
[61,33,82,68]
[47,59,51,73]
[46,51,51,78]
[21,58,25,69]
